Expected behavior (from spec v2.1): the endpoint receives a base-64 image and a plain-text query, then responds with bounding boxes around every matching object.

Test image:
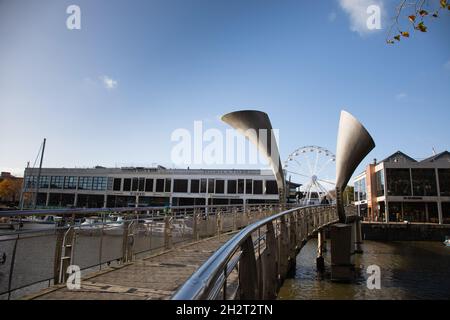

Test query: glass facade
[123,178,131,191]
[132,178,139,191]
[227,180,237,194]
[64,176,77,189]
[138,178,145,191]
[215,180,225,194]
[375,171,384,197]
[145,178,153,192]
[39,176,49,189]
[113,178,121,191]
[50,176,64,189]
[266,180,278,194]
[78,176,92,190]
[190,179,199,193]
[412,169,437,196]
[354,178,366,201]
[254,180,263,194]
[386,168,411,196]
[439,169,450,197]
[200,179,207,193]
[92,177,107,190]
[155,179,164,192]
[245,179,253,194]
[237,179,244,194]
[208,179,215,194]
[173,179,188,193]
[165,178,171,192]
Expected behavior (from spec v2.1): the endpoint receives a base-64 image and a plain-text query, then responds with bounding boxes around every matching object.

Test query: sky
[1,0,449,184]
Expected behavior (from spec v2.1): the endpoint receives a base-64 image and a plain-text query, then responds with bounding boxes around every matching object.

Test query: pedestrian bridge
[0,203,358,300]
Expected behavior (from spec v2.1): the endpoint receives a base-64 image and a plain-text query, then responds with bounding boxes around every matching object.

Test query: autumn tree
[387,0,450,43]
[0,179,23,202]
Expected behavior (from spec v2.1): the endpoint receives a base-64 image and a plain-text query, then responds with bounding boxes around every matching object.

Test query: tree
[0,179,22,203]
[387,0,449,44]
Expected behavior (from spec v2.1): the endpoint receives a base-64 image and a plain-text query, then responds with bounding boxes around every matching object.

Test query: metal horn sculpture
[221,110,286,203]
[335,110,375,223]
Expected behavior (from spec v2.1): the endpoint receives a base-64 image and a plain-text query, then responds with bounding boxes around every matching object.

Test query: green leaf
[416,21,427,32]
[441,0,447,9]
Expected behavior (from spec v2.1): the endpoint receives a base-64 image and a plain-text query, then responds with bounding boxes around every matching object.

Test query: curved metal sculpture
[335,110,375,222]
[221,110,285,202]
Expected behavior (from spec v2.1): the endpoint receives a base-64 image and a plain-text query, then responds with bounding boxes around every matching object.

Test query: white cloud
[100,75,118,90]
[328,12,337,22]
[338,0,384,35]
[395,92,407,100]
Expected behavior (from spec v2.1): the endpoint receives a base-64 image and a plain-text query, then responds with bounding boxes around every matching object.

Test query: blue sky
[1,0,449,181]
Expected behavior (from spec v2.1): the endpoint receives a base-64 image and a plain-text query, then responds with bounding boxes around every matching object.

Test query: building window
[376,171,384,197]
[173,179,188,193]
[215,180,225,194]
[245,179,253,194]
[412,169,437,196]
[113,178,121,191]
[64,176,77,189]
[165,179,171,192]
[208,179,215,194]
[39,176,49,189]
[254,180,263,194]
[132,178,139,191]
[50,176,64,189]
[386,168,411,196]
[227,180,237,194]
[190,179,200,193]
[237,179,244,194]
[78,177,92,190]
[123,178,131,191]
[200,179,207,193]
[138,178,145,191]
[145,179,154,192]
[155,179,164,192]
[92,177,107,190]
[438,169,450,197]
[266,180,278,194]
[356,178,367,201]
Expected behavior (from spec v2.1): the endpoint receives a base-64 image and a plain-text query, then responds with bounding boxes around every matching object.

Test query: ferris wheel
[283,146,336,205]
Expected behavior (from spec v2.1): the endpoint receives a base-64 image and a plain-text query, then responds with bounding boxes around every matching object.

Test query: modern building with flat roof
[353,151,450,224]
[21,166,284,209]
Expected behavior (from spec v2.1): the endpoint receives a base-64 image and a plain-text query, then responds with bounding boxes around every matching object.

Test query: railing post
[238,237,258,300]
[279,216,289,282]
[261,221,278,299]
[216,210,222,238]
[164,216,173,250]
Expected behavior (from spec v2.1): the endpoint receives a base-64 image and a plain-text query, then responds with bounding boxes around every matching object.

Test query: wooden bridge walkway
[24,233,235,300]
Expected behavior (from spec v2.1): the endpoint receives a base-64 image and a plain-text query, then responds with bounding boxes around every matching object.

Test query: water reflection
[278,240,450,300]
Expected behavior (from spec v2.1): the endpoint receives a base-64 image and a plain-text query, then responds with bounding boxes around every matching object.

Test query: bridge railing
[0,203,284,300]
[172,204,342,300]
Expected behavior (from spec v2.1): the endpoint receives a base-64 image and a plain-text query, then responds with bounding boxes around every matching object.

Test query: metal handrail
[0,203,281,218]
[172,204,337,300]
[0,203,281,299]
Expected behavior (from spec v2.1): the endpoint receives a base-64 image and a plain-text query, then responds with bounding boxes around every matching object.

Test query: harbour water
[278,240,450,300]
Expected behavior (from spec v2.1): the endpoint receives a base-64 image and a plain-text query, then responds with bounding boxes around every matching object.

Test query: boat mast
[19,161,30,210]
[32,138,46,209]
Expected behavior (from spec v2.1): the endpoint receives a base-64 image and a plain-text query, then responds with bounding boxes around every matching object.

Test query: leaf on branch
[416,21,427,32]
[401,31,410,37]
[386,39,395,44]
[419,10,428,16]
[432,12,439,17]
[394,35,401,41]
[440,0,447,9]
[408,15,416,23]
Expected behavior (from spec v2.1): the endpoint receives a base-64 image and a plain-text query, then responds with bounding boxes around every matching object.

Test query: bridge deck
[24,233,235,300]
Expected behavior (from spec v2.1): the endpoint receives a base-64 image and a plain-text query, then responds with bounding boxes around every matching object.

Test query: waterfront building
[21,166,285,208]
[353,151,450,224]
